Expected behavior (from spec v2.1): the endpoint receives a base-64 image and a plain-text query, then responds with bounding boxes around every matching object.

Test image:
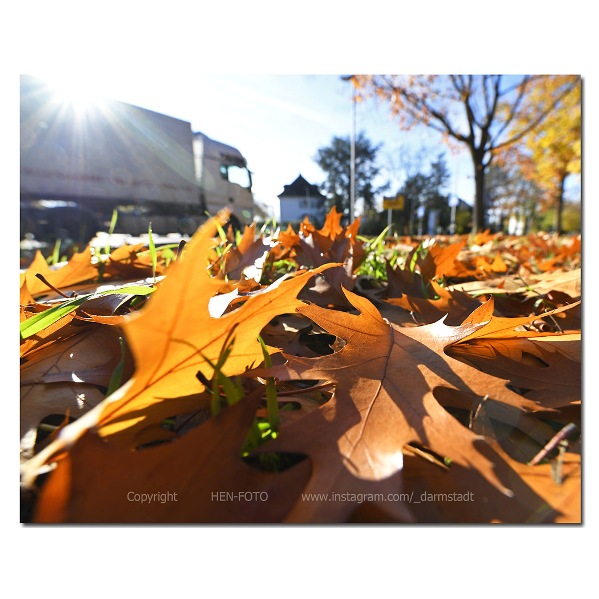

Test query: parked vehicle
[20,75,254,244]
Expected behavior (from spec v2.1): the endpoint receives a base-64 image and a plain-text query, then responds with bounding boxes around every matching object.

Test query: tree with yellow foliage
[501,76,581,233]
[349,75,580,233]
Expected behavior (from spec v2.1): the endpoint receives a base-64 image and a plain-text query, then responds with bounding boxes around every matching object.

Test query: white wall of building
[280,196,325,223]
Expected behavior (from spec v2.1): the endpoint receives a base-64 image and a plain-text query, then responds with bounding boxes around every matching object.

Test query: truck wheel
[48,207,101,246]
[177,216,200,236]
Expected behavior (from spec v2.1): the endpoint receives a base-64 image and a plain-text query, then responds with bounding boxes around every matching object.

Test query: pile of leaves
[20,208,581,523]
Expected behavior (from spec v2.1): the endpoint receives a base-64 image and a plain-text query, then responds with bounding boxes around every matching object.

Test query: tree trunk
[553,173,567,234]
[472,155,486,234]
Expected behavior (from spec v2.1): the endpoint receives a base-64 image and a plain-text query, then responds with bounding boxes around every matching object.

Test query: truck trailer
[20,75,255,244]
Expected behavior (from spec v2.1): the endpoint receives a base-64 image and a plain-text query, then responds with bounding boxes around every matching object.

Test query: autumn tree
[350,75,580,233]
[314,131,388,216]
[498,76,581,234]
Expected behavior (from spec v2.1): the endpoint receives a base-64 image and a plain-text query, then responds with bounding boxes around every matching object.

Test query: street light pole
[342,75,356,224]
[349,83,356,224]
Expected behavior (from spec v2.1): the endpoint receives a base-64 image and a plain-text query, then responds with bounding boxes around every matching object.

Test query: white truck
[20,75,255,243]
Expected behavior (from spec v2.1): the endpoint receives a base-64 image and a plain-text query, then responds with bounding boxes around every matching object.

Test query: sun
[41,74,106,117]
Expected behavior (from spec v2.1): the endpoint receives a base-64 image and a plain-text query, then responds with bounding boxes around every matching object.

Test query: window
[221,164,252,189]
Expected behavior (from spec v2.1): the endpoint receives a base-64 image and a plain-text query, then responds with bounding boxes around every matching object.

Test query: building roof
[278,174,326,201]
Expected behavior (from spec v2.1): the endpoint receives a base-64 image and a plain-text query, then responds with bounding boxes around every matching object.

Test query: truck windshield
[225,164,252,190]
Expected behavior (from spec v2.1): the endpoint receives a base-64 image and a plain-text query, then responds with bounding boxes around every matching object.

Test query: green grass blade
[20,285,155,339]
[47,240,61,266]
[106,336,126,396]
[104,209,119,255]
[368,225,391,250]
[258,335,279,431]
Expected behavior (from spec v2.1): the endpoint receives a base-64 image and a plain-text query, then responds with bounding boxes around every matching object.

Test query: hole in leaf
[519,352,549,368]
[441,406,472,428]
[34,414,76,454]
[505,384,532,396]
[291,380,326,390]
[299,331,337,355]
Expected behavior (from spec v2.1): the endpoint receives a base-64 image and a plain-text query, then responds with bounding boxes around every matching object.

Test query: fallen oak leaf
[385,279,483,325]
[288,208,367,308]
[216,223,270,281]
[417,239,471,281]
[249,288,550,522]
[31,390,312,523]
[21,325,134,390]
[21,325,134,457]
[446,335,581,409]
[102,242,170,280]
[450,268,581,300]
[22,213,335,486]
[457,297,581,341]
[484,440,581,523]
[20,247,98,299]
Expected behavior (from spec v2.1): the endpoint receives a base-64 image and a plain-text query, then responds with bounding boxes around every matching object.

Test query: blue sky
[19,71,582,222]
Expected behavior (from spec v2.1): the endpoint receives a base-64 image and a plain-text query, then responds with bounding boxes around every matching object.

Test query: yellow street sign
[383,194,404,210]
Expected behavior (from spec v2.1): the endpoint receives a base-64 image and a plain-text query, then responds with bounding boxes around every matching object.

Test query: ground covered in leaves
[20,208,581,523]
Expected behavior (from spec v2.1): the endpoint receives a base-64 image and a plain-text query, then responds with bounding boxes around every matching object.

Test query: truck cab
[193,132,254,229]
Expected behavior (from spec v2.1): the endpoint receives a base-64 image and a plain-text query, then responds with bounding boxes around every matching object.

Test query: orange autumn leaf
[213,223,270,281]
[417,240,476,280]
[385,279,483,325]
[249,288,558,522]
[31,390,312,523]
[22,213,334,485]
[20,247,97,298]
[458,296,581,340]
[102,242,168,279]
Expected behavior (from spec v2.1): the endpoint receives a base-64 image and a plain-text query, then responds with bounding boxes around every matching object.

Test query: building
[278,174,327,226]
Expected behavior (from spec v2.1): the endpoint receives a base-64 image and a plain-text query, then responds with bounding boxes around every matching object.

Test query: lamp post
[341,75,356,224]
[350,84,356,224]
[449,194,458,235]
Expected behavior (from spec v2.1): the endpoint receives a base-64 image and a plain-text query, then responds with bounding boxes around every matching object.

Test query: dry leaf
[22,213,334,485]
[20,247,97,298]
